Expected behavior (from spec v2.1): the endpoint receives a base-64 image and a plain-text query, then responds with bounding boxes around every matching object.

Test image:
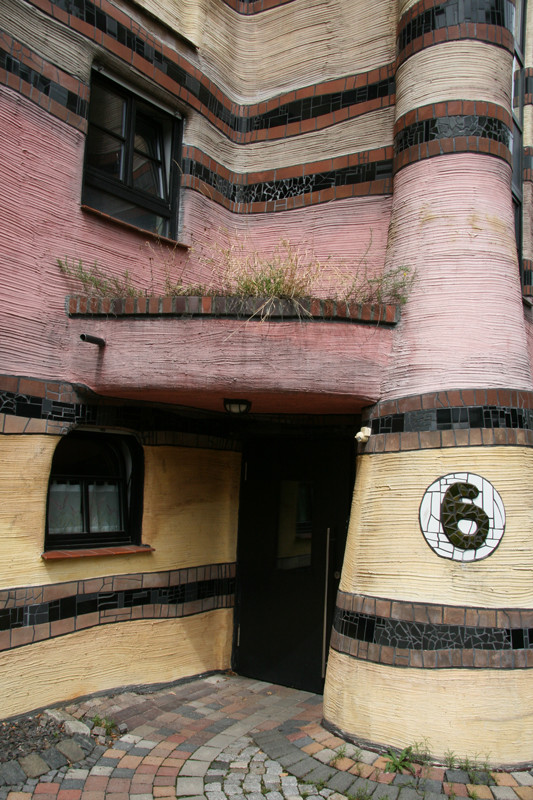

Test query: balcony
[66,295,400,414]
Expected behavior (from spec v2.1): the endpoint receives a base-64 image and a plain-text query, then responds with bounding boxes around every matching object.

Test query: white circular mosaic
[419,472,505,562]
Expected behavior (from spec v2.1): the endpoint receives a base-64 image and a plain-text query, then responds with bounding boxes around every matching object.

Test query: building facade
[1,0,533,765]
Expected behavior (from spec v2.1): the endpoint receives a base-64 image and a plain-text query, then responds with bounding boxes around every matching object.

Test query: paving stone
[326,770,357,793]
[351,777,378,797]
[64,720,91,737]
[359,751,380,766]
[56,739,85,763]
[397,789,422,800]
[0,763,28,786]
[303,765,336,784]
[265,792,284,800]
[58,778,85,789]
[225,784,244,794]
[176,777,206,796]
[446,771,470,784]
[366,783,400,800]
[465,786,494,800]
[278,753,309,769]
[393,775,417,787]
[191,748,224,762]
[64,769,89,780]
[512,776,533,787]
[16,755,50,780]
[492,787,520,799]
[89,766,114,776]
[41,748,68,770]
[112,768,136,778]
[290,759,321,779]
[422,793,447,800]
[418,779,444,794]
[314,751,337,766]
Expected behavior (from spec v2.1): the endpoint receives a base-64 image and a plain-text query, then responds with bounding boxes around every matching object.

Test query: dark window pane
[86,128,124,179]
[132,152,164,197]
[89,83,126,137]
[51,437,121,478]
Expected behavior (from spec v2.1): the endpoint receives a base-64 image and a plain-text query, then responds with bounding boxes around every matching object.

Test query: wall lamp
[80,333,106,347]
[223,398,252,415]
[355,426,372,443]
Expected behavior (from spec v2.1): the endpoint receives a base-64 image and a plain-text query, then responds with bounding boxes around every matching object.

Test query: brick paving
[2,674,533,800]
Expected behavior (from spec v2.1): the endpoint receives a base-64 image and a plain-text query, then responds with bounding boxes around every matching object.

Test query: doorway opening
[233,434,355,694]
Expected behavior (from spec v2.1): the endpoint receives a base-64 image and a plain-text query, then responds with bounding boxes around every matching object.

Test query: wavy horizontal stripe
[395,113,511,159]
[0,22,394,142]
[181,147,393,212]
[361,390,533,451]
[331,591,533,669]
[0,565,236,652]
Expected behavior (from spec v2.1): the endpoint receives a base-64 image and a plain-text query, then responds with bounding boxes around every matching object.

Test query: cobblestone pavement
[3,673,533,800]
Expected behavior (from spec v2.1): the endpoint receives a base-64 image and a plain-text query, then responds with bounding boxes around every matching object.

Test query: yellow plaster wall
[0,435,241,589]
[0,610,233,719]
[340,447,533,608]
[324,648,533,764]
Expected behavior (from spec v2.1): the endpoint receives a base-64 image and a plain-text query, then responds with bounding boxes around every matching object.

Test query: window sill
[41,545,155,560]
[80,205,189,250]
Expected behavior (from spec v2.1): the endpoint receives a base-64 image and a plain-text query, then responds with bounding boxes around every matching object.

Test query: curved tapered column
[324,0,533,765]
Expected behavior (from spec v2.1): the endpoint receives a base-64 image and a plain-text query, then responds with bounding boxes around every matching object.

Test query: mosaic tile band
[0,564,236,652]
[331,591,533,669]
[0,374,241,447]
[359,389,533,452]
[394,115,511,155]
[397,0,515,63]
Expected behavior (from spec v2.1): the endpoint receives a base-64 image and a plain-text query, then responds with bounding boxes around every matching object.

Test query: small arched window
[45,432,143,550]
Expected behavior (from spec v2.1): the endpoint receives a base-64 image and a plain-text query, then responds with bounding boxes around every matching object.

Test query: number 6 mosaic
[419,473,505,562]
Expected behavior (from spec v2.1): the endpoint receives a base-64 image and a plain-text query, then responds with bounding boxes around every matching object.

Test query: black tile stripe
[370,404,533,434]
[0,567,236,647]
[0,47,87,119]
[395,115,510,153]
[0,390,95,424]
[333,607,531,652]
[183,157,394,204]
[32,0,395,136]
[397,0,515,53]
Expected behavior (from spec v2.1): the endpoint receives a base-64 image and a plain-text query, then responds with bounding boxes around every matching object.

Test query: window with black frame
[82,72,181,239]
[45,432,144,550]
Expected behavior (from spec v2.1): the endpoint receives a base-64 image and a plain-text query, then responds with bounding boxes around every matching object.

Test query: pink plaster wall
[381,154,533,399]
[0,88,394,411]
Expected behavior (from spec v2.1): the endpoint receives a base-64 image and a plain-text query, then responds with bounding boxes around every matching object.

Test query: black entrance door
[234,435,354,694]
